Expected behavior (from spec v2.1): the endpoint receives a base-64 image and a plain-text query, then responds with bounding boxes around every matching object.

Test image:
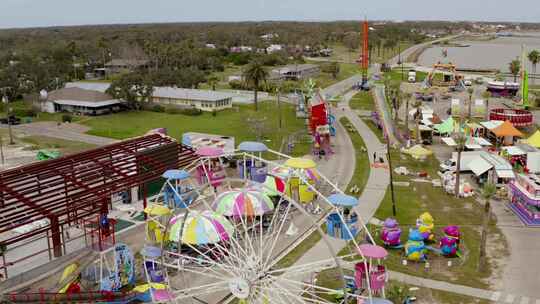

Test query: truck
[408,70,417,83]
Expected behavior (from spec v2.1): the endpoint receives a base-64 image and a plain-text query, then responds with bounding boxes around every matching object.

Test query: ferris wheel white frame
[143,148,379,304]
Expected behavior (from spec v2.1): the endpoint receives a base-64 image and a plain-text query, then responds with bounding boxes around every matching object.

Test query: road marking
[491,291,502,301]
[520,297,530,304]
[505,294,515,303]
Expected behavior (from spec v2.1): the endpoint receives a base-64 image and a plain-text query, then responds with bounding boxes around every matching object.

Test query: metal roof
[152,87,235,102]
[54,99,122,108]
[65,82,111,93]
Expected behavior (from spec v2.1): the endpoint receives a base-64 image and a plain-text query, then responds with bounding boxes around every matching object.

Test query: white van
[408,70,416,83]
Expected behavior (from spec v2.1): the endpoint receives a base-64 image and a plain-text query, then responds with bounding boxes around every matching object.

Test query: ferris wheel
[141,142,390,304]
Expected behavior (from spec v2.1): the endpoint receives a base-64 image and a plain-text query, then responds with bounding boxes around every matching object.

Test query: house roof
[105,59,149,67]
[274,64,319,73]
[152,87,234,102]
[48,87,114,102]
[65,82,111,93]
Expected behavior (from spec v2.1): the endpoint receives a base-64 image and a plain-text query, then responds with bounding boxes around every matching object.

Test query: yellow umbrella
[284,158,317,169]
[133,283,167,293]
[144,204,172,216]
[526,130,540,148]
[404,145,433,159]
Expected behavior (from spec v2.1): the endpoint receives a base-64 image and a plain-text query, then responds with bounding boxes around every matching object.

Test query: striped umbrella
[270,166,320,183]
[212,189,274,217]
[168,211,234,245]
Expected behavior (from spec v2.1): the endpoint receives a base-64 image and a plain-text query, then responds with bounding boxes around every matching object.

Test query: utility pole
[0,135,4,165]
[385,130,397,216]
[398,42,403,81]
[1,88,14,145]
[277,87,282,129]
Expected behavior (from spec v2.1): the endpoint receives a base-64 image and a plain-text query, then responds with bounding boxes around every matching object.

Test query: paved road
[10,121,118,145]
[290,89,390,292]
[387,35,461,66]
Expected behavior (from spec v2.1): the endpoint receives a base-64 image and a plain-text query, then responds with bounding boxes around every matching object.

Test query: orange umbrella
[491,120,523,137]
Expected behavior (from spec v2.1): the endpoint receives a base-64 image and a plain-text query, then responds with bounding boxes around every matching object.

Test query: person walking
[373,152,377,163]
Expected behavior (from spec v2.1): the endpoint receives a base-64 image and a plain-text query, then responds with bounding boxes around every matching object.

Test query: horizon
[1,0,538,29]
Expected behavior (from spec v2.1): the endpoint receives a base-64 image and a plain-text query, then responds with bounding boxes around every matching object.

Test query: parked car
[439,159,457,173]
[0,115,21,125]
[464,77,473,86]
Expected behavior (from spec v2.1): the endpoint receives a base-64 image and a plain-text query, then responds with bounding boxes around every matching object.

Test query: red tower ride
[361,19,369,84]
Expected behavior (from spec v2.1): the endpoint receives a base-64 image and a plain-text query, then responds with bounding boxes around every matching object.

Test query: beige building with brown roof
[43,87,123,115]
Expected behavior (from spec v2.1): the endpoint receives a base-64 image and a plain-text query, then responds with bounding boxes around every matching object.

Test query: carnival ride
[489,108,534,127]
[422,63,465,90]
[139,142,388,303]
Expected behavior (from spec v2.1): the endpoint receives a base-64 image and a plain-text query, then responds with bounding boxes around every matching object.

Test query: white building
[266,44,283,53]
[151,87,234,112]
[42,87,123,115]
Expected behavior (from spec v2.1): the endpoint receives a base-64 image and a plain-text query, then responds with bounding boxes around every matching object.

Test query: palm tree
[478,182,496,271]
[243,60,269,111]
[482,91,491,120]
[207,75,219,91]
[528,50,540,84]
[467,87,474,119]
[413,100,422,144]
[454,132,466,197]
[509,58,521,82]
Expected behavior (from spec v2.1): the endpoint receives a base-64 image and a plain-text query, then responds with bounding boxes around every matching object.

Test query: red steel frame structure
[361,19,369,82]
[0,134,197,268]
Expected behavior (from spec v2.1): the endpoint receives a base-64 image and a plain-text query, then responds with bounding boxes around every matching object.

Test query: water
[418,34,540,73]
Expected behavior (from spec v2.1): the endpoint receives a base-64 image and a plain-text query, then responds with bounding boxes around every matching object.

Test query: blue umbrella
[238,141,268,152]
[162,169,190,180]
[328,193,358,207]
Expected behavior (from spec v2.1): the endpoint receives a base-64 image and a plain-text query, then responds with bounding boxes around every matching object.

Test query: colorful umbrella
[212,189,274,217]
[168,211,234,245]
[248,176,287,196]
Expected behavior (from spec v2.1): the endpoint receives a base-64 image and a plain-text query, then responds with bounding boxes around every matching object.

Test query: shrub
[229,79,246,90]
[164,107,182,115]
[180,108,203,116]
[61,114,72,123]
[151,104,165,112]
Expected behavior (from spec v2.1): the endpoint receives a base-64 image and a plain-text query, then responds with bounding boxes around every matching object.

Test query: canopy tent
[441,137,457,146]
[404,145,433,159]
[480,120,504,130]
[491,120,523,137]
[434,116,457,134]
[468,157,493,176]
[525,130,540,148]
[502,146,526,156]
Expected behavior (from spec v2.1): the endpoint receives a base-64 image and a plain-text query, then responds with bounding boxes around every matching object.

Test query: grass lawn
[339,117,370,195]
[81,101,311,157]
[381,68,428,86]
[308,62,360,89]
[386,281,491,304]
[199,64,244,90]
[349,91,374,111]
[336,149,508,289]
[20,136,97,155]
[361,118,385,143]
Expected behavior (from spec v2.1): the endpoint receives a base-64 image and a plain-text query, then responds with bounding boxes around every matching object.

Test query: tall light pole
[1,87,14,145]
[2,96,14,145]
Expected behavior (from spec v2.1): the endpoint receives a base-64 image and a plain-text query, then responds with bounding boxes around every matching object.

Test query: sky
[0,0,538,29]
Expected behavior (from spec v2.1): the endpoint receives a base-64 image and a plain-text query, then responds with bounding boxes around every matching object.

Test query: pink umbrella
[357,244,388,259]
